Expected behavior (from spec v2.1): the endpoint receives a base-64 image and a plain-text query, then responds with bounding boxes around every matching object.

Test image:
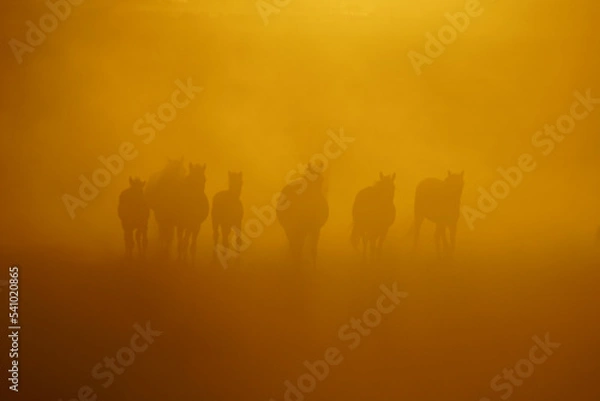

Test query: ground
[6,240,599,401]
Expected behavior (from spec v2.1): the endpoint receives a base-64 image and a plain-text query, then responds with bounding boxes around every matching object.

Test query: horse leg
[155,215,166,257]
[368,236,376,265]
[434,224,443,259]
[288,229,304,266]
[440,224,449,259]
[175,226,183,260]
[124,228,133,259]
[190,228,199,266]
[448,222,457,258]
[134,228,142,257]
[183,229,192,263]
[414,214,424,252]
[156,222,164,256]
[165,224,175,259]
[234,224,244,252]
[141,227,148,258]
[157,221,170,259]
[222,225,232,249]
[223,224,242,266]
[361,234,367,264]
[376,231,387,263]
[212,220,219,246]
[211,221,220,263]
[309,229,321,268]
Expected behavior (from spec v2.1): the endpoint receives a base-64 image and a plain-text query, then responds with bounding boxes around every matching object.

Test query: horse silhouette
[413,171,464,259]
[118,177,150,259]
[351,172,396,264]
[145,158,186,258]
[176,163,209,264]
[212,171,244,253]
[277,163,329,267]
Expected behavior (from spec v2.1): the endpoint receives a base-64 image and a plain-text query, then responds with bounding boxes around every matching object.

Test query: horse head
[444,170,464,198]
[163,157,186,180]
[228,171,243,195]
[303,161,328,192]
[188,163,207,190]
[129,177,146,192]
[376,172,396,200]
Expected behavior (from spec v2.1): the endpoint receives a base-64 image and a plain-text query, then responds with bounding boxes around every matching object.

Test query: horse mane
[145,159,187,207]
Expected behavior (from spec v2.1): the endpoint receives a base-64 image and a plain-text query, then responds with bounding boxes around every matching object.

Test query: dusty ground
[2,237,599,401]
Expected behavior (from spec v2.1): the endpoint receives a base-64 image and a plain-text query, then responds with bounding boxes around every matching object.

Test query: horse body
[212,172,244,251]
[413,171,464,258]
[277,166,329,267]
[176,163,209,264]
[118,177,150,258]
[352,173,396,263]
[145,159,186,258]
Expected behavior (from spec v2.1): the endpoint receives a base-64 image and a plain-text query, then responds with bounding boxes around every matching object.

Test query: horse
[277,163,329,267]
[211,171,244,255]
[351,172,396,264]
[176,163,209,264]
[413,171,464,259]
[118,177,150,259]
[145,158,186,258]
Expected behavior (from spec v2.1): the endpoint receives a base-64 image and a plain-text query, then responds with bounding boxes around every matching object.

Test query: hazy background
[1,0,599,256]
[1,2,600,401]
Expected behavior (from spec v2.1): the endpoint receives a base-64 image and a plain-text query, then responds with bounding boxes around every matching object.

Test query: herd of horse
[117,159,465,265]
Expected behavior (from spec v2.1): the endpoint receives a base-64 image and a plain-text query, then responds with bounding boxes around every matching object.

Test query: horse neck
[372,185,393,203]
[186,176,205,193]
[307,179,324,193]
[443,186,462,208]
[228,186,241,198]
[128,188,142,199]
